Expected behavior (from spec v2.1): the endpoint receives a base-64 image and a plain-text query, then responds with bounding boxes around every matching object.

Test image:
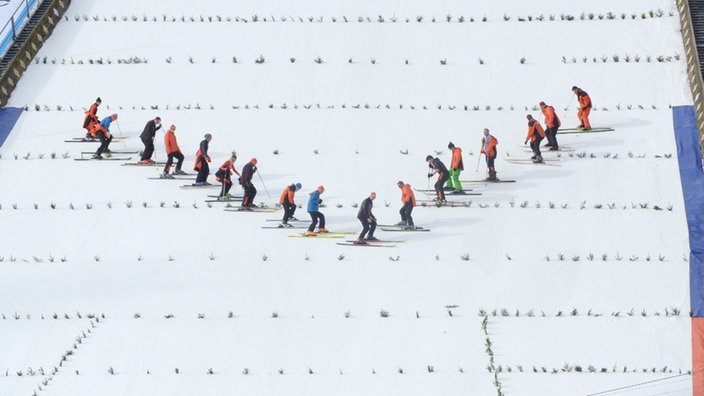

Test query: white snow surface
[0,0,696,395]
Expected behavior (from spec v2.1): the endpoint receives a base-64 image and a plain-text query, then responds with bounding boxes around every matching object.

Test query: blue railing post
[10,16,15,40]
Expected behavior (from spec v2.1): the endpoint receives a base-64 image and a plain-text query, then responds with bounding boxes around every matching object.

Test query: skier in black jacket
[239,158,258,210]
[139,116,161,164]
[355,192,378,244]
[426,155,450,203]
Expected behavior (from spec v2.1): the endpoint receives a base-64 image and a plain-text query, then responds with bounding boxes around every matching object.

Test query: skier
[426,155,450,203]
[571,86,592,130]
[239,158,258,210]
[162,124,185,178]
[480,128,499,181]
[214,153,240,199]
[90,113,117,159]
[82,97,101,138]
[355,192,378,244]
[524,114,546,163]
[444,142,464,194]
[139,116,162,165]
[306,186,329,236]
[279,182,302,227]
[193,133,212,185]
[397,181,416,230]
[539,101,561,150]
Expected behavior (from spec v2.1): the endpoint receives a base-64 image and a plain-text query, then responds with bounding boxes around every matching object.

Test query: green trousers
[445,169,463,191]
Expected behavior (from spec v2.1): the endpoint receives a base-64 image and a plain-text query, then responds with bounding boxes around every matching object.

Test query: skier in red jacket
[161,124,185,178]
[214,153,240,199]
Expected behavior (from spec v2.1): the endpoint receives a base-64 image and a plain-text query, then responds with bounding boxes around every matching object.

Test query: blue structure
[0,106,22,147]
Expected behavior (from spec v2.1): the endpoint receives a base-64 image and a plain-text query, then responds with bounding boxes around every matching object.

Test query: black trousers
[545,127,559,148]
[486,154,496,172]
[218,175,232,196]
[530,136,544,158]
[195,158,209,183]
[308,211,325,232]
[400,201,414,226]
[434,173,450,200]
[242,183,257,207]
[141,137,155,160]
[358,218,377,240]
[282,203,296,222]
[96,132,112,156]
[164,152,184,173]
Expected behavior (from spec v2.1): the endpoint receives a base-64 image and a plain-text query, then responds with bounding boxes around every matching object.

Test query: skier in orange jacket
[161,125,186,178]
[480,128,499,181]
[445,142,464,194]
[397,181,416,230]
[572,86,592,130]
[525,115,546,163]
[82,97,101,138]
[539,101,561,150]
[279,182,302,227]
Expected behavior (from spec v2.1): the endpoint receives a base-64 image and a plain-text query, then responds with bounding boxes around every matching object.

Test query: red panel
[693,318,704,396]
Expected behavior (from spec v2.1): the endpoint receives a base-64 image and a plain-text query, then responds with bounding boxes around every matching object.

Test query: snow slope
[0,0,696,395]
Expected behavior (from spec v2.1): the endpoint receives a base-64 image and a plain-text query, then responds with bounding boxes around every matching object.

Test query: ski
[122,162,169,167]
[414,188,474,193]
[179,184,220,189]
[519,145,573,152]
[224,207,279,212]
[559,128,614,134]
[207,195,244,199]
[415,190,482,196]
[417,200,472,208]
[265,218,304,222]
[345,239,406,243]
[377,225,424,229]
[147,176,196,180]
[461,179,516,183]
[288,234,344,238]
[74,157,131,161]
[204,198,243,203]
[505,159,561,167]
[81,150,138,155]
[336,242,397,248]
[261,225,308,229]
[380,227,430,232]
[506,158,560,162]
[65,137,127,143]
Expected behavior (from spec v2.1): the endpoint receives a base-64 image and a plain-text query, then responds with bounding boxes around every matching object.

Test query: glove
[206,156,211,162]
[319,199,323,204]
[427,173,433,178]
[252,166,257,172]
[524,141,528,145]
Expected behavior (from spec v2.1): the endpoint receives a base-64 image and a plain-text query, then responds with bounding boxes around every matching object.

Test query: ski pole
[562,93,574,124]
[114,120,127,148]
[475,153,483,172]
[256,169,271,198]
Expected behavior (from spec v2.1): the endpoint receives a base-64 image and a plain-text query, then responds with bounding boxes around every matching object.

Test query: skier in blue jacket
[306,186,329,236]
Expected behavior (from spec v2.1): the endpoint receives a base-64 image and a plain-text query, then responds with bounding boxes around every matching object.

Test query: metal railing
[679,0,704,154]
[0,0,39,59]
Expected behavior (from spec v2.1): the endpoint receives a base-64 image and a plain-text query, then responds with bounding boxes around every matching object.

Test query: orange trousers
[577,107,591,129]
